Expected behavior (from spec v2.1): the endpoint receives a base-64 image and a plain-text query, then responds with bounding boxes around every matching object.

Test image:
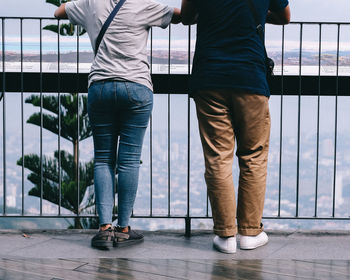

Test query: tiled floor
[1,258,350,279]
[0,230,350,279]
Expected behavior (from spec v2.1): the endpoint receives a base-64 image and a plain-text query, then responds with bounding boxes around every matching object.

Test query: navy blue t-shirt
[191,0,289,97]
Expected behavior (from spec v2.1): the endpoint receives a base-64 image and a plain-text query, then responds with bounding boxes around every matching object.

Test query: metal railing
[1,17,350,234]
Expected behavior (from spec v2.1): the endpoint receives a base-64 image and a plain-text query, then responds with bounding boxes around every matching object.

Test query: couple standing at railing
[54,0,290,254]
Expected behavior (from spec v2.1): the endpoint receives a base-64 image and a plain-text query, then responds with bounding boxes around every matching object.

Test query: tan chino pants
[194,89,270,237]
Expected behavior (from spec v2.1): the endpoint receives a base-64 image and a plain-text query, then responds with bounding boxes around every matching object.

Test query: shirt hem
[190,85,270,97]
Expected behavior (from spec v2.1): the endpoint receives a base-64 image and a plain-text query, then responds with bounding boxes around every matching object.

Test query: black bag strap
[245,0,269,60]
[94,0,127,56]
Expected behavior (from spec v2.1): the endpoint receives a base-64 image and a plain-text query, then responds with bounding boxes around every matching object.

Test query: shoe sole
[213,243,236,254]
[240,239,268,250]
[91,240,114,249]
[114,237,144,248]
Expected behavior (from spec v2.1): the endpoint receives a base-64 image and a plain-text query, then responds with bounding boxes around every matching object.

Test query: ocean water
[1,40,93,53]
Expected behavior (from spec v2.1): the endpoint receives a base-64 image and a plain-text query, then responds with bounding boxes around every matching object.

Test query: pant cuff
[238,225,264,236]
[213,226,237,237]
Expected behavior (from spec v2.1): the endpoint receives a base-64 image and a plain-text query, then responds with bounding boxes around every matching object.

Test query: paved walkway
[0,230,350,279]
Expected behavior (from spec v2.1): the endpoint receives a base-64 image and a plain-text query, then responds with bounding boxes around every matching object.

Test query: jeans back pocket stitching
[125,82,143,106]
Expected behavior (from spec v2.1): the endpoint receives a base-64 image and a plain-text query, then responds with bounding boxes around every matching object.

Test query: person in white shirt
[55,0,180,249]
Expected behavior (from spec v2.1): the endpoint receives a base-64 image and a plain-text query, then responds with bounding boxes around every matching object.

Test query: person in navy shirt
[181,0,290,253]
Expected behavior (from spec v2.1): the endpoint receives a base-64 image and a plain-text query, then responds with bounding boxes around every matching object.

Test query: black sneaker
[114,226,144,247]
[91,227,115,249]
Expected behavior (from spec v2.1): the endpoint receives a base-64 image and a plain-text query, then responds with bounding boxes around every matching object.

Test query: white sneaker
[213,235,237,254]
[239,232,268,250]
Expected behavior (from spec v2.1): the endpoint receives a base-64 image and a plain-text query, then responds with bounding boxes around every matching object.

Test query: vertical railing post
[185,24,192,237]
[39,19,43,216]
[76,25,81,218]
[314,23,322,217]
[149,28,153,218]
[332,24,341,217]
[57,19,62,216]
[20,18,24,215]
[2,18,6,215]
[167,24,171,218]
[296,23,303,217]
[278,25,285,217]
[185,217,191,237]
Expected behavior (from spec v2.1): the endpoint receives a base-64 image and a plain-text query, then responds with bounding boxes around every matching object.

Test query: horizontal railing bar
[262,217,350,220]
[0,17,56,20]
[0,215,349,220]
[290,21,350,25]
[1,73,350,96]
[0,17,350,25]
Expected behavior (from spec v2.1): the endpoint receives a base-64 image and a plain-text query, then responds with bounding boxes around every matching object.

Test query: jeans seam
[114,81,118,107]
[98,80,105,102]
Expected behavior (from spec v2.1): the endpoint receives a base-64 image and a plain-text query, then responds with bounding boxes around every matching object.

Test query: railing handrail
[1,16,350,25]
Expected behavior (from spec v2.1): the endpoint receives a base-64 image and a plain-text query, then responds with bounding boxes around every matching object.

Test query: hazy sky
[1,0,349,22]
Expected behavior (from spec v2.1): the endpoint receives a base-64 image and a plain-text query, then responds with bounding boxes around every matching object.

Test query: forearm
[181,0,198,25]
[54,3,68,19]
[171,8,181,24]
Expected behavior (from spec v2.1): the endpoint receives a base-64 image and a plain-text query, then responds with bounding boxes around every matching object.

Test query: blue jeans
[88,80,153,227]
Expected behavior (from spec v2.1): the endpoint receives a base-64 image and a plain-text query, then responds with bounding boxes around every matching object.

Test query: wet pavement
[0,230,350,279]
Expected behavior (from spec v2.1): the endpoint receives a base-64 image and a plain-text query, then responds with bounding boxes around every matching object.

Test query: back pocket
[125,82,152,105]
